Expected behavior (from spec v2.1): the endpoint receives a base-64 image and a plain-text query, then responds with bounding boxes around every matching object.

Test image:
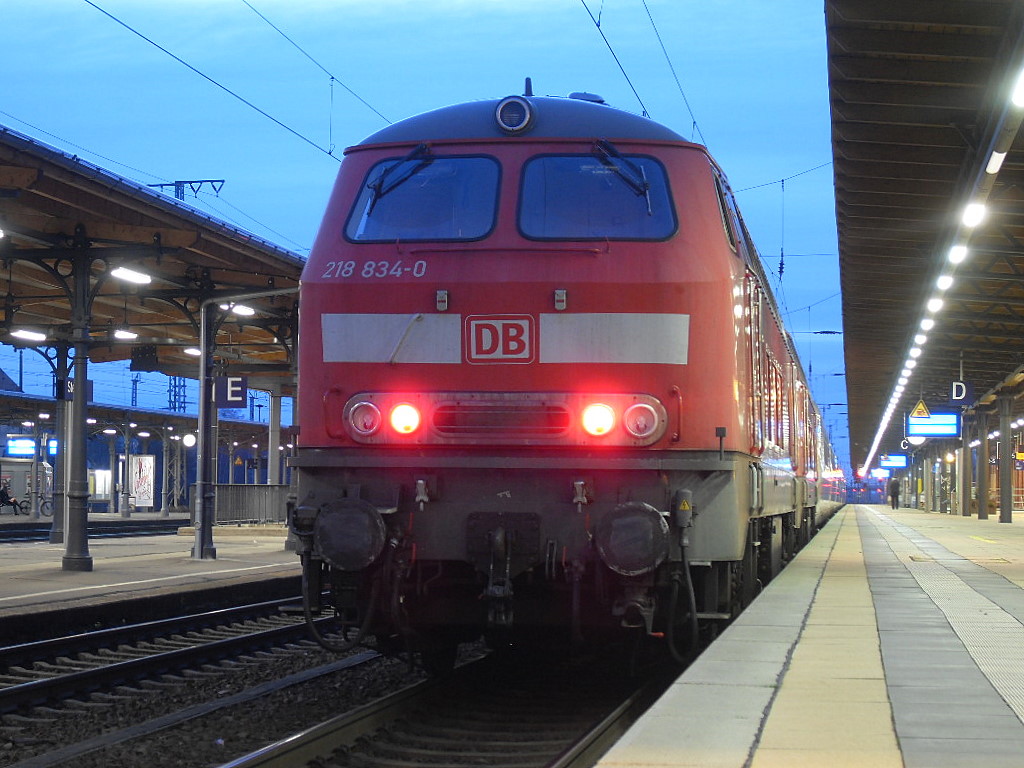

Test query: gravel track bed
[1,639,438,768]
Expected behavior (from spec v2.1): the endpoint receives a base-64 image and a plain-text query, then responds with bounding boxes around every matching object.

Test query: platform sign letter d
[950,380,971,404]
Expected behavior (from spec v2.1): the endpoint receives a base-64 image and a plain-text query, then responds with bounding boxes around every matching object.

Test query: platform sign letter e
[466,315,534,364]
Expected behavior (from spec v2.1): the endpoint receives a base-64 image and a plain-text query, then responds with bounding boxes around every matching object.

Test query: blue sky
[1,0,847,465]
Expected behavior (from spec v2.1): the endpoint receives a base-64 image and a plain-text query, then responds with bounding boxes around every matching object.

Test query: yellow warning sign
[910,400,931,419]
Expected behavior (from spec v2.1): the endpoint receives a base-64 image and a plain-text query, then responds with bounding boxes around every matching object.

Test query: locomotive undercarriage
[289,451,811,668]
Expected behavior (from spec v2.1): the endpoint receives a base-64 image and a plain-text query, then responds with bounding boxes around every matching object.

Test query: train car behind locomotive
[290,85,844,669]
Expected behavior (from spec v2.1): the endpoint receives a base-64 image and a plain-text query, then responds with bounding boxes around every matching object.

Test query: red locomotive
[291,85,844,670]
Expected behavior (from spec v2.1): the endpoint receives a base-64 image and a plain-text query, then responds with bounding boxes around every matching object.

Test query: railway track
[0,598,319,714]
[0,518,187,543]
[2,603,673,768]
[1,598,404,768]
[219,653,672,768]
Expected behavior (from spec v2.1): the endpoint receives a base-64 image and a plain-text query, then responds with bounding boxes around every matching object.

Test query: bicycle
[0,495,24,515]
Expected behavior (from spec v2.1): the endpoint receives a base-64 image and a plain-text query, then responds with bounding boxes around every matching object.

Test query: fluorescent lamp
[10,329,46,342]
[948,245,967,264]
[987,151,1007,174]
[962,202,986,228]
[1013,68,1024,107]
[927,297,944,313]
[184,347,202,356]
[114,328,138,340]
[936,274,953,290]
[111,266,152,284]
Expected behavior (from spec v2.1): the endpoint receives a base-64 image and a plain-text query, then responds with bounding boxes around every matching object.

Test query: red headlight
[581,403,615,436]
[389,403,422,434]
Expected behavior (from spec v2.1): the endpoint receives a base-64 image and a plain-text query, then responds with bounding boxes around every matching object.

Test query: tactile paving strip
[866,509,1024,723]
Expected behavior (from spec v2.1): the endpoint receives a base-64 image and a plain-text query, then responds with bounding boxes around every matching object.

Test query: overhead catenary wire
[641,0,708,148]
[82,0,338,161]
[737,161,833,193]
[240,0,391,134]
[1,108,313,253]
[579,0,650,117]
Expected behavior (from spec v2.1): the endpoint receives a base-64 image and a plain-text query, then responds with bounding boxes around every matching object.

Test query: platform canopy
[828,0,1024,470]
[0,125,304,396]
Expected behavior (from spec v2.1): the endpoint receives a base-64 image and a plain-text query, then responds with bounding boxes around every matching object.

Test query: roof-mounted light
[495,96,534,134]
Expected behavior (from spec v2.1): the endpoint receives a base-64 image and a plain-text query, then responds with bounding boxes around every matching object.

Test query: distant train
[290,84,844,671]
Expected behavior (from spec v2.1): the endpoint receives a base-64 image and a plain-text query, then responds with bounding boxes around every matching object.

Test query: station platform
[598,505,1024,768]
[0,515,298,640]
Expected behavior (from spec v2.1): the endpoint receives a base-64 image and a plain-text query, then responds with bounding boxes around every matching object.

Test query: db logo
[465,315,535,364]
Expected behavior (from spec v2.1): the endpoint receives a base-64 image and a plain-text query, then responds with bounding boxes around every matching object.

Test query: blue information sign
[907,411,960,437]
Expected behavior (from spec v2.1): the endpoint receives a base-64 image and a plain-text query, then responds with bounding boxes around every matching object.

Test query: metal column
[268,393,281,485]
[978,411,990,520]
[999,393,1014,523]
[62,262,93,573]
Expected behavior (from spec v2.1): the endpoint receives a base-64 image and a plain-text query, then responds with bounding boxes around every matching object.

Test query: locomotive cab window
[346,154,500,242]
[518,150,675,240]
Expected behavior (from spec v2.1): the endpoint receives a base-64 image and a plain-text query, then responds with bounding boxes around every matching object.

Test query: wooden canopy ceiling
[828,0,1024,470]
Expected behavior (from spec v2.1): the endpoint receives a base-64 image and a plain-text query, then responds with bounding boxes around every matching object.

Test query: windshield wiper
[593,139,653,215]
[365,143,432,215]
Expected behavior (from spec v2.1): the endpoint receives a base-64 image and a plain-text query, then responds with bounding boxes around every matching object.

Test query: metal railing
[212,484,291,525]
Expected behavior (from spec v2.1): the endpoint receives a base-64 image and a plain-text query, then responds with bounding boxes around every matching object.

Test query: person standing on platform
[888,477,900,509]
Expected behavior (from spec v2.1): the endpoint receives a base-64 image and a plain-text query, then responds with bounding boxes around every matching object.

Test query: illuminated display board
[907,411,960,437]
[5,437,58,457]
[880,454,908,468]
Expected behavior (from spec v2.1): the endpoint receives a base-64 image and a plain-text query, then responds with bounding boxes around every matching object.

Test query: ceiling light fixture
[110,266,152,284]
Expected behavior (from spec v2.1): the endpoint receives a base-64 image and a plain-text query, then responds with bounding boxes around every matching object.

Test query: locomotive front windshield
[346,155,500,242]
[519,153,675,240]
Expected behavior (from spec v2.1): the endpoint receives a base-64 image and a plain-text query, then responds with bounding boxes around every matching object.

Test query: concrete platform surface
[0,520,299,621]
[597,505,1024,768]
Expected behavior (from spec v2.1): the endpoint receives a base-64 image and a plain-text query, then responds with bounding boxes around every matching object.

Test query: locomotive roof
[357,95,688,146]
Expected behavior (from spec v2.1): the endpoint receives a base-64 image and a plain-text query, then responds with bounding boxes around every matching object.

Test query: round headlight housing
[623,403,659,439]
[348,401,382,436]
[495,96,533,133]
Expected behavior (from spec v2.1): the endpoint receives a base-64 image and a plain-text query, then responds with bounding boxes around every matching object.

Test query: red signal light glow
[581,403,615,436]
[389,403,422,434]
